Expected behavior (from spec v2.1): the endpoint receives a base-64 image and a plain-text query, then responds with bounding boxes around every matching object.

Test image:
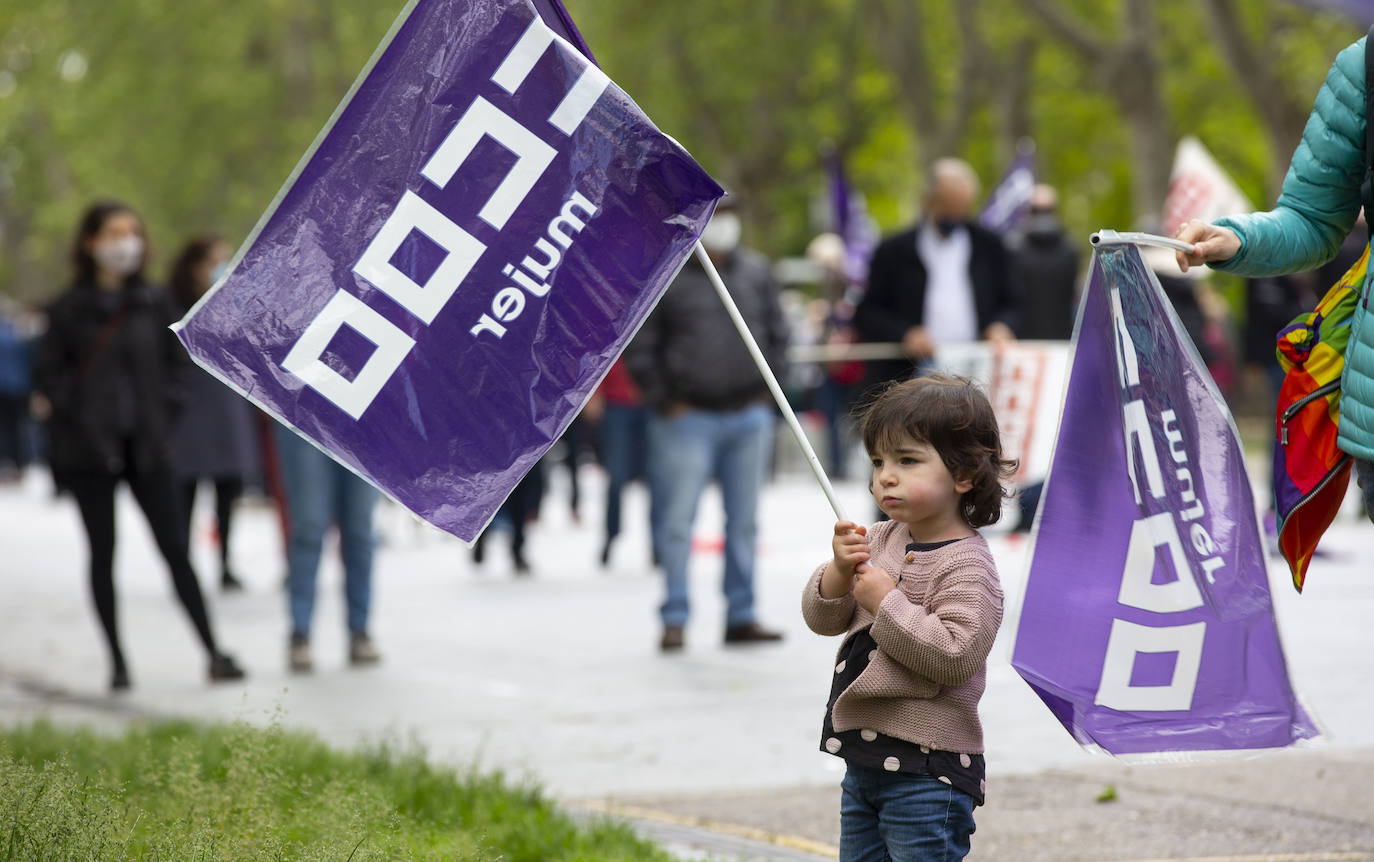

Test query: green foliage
[0,0,400,301]
[0,719,674,861]
[0,0,1364,303]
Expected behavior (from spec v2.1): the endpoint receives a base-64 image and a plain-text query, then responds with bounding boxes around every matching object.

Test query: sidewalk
[1,465,1372,860]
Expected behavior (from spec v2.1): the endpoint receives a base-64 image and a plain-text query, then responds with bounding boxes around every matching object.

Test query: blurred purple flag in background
[824,147,877,286]
[977,141,1036,234]
[1012,240,1317,755]
[174,0,722,542]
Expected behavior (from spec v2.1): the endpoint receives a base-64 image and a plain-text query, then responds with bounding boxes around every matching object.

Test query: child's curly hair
[858,373,1018,527]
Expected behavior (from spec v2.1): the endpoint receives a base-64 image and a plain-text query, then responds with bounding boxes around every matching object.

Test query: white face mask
[92,235,144,277]
[700,212,741,255]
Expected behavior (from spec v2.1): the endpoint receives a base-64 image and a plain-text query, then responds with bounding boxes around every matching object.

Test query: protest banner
[174,0,723,542]
[932,341,1069,486]
[1160,136,1253,254]
[1012,234,1318,754]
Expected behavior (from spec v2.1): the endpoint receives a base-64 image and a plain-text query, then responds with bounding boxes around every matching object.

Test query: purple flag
[174,0,722,542]
[528,0,596,60]
[825,147,876,286]
[977,144,1036,234]
[1011,240,1317,754]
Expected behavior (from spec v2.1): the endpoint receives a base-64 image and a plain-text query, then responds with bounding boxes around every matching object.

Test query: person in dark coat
[1006,184,1080,341]
[856,158,1022,392]
[166,234,261,592]
[30,201,245,691]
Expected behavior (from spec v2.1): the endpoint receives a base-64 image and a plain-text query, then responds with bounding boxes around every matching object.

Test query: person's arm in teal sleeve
[1177,38,1367,277]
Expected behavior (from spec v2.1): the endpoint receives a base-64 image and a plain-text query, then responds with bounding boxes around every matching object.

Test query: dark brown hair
[70,200,146,284]
[168,233,223,311]
[859,373,1017,527]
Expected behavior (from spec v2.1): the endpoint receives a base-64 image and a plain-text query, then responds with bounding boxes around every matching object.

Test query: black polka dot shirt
[819,538,986,805]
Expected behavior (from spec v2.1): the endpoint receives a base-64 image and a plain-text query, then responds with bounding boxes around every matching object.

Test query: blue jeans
[274,425,378,638]
[840,764,977,862]
[648,404,772,627]
[598,403,649,544]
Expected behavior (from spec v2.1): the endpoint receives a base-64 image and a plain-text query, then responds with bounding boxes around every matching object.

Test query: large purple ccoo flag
[1012,240,1318,754]
[528,0,596,59]
[174,0,723,541]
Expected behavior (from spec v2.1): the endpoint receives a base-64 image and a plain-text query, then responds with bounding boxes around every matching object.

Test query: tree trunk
[1197,0,1313,197]
[1021,0,1173,225]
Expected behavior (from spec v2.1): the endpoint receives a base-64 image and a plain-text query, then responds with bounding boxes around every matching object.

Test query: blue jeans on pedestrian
[839,764,977,862]
[274,425,378,638]
[648,404,772,628]
[599,403,649,545]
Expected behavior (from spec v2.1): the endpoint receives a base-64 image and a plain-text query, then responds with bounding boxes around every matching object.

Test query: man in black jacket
[625,198,789,651]
[856,158,1021,391]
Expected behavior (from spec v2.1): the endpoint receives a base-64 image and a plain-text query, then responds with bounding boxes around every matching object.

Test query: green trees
[0,0,1360,302]
[0,0,397,301]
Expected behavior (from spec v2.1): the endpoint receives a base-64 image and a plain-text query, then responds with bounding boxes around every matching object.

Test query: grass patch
[0,719,676,861]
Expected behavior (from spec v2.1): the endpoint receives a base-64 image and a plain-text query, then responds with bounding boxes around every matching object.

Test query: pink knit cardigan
[801,520,1003,754]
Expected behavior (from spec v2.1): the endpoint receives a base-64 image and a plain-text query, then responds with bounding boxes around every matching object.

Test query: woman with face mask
[31,201,246,691]
[166,234,260,593]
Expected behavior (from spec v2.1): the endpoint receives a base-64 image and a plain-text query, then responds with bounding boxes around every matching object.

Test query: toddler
[802,373,1015,861]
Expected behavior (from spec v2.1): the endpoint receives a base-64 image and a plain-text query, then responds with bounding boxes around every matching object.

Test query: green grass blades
[0,719,674,861]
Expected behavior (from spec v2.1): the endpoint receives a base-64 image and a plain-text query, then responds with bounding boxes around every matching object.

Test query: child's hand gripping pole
[692,241,847,521]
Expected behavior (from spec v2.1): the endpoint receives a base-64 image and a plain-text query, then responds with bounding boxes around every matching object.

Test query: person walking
[166,234,261,592]
[1175,33,1374,521]
[275,423,382,672]
[0,305,38,481]
[625,198,789,651]
[31,201,245,691]
[586,359,651,568]
[803,374,1013,861]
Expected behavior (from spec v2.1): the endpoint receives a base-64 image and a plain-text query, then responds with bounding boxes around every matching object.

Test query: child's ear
[953,474,974,495]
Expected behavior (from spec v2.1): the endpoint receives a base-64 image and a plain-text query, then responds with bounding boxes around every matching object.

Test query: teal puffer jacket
[1210,38,1374,462]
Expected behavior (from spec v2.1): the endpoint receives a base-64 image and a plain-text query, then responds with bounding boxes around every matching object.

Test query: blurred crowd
[2,151,1365,687]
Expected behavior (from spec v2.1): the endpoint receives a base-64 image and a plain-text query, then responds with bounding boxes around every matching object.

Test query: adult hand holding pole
[1173,219,1241,272]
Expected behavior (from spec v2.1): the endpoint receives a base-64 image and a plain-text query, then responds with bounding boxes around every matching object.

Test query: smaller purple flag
[174,0,722,542]
[977,142,1036,234]
[824,147,876,286]
[1012,238,1317,754]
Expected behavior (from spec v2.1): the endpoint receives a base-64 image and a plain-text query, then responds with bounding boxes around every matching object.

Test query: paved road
[1,463,1371,859]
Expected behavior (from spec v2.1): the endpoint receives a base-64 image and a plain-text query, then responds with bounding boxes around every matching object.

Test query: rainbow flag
[1273,247,1366,590]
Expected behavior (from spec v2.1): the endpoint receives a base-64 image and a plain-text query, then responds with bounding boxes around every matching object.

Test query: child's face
[868,434,973,539]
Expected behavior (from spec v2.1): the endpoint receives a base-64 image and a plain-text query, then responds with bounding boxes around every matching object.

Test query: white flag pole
[1088,229,1194,253]
[691,241,847,521]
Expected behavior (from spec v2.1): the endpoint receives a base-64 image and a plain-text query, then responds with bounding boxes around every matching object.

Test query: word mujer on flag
[1012,237,1317,754]
[174,0,723,542]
